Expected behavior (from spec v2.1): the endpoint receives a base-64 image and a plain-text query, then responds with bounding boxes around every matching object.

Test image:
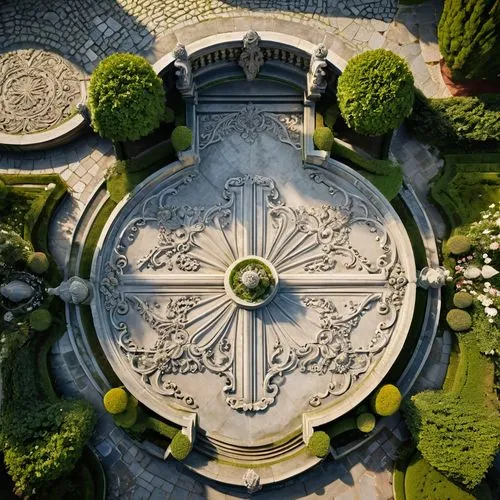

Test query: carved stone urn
[1,280,34,302]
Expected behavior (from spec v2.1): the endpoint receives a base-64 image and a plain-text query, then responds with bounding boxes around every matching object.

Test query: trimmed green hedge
[330,140,403,201]
[438,0,500,81]
[407,91,500,150]
[405,453,476,500]
[430,153,500,228]
[88,53,165,142]
[337,49,414,136]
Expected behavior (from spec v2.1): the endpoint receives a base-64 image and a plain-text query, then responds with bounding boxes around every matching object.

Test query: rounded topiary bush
[170,433,192,460]
[356,412,376,433]
[446,309,472,332]
[307,431,330,458]
[27,252,49,274]
[113,396,139,428]
[446,235,471,255]
[29,309,52,332]
[313,127,335,151]
[337,49,414,136]
[371,384,402,417]
[88,53,165,142]
[171,126,192,152]
[453,291,474,309]
[103,387,129,414]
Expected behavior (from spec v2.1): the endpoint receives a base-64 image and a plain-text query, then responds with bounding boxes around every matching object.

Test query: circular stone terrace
[91,50,416,482]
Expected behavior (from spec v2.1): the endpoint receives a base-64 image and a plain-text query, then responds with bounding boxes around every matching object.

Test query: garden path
[0,0,452,498]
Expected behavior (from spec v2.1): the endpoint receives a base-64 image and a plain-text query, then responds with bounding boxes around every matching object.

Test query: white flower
[482,214,489,219]
[483,253,489,259]
[489,203,496,208]
[484,307,498,317]
[496,218,500,227]
[485,282,491,288]
[483,229,491,234]
[485,258,492,264]
[490,242,499,250]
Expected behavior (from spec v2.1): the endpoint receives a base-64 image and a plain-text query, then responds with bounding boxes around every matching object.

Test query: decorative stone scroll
[238,30,264,81]
[198,103,301,150]
[307,44,329,101]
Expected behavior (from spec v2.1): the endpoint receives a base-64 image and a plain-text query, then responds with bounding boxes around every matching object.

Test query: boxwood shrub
[453,291,474,309]
[371,384,402,416]
[337,49,414,136]
[29,308,52,332]
[27,251,50,274]
[103,387,128,414]
[171,126,192,152]
[88,53,165,142]
[170,433,192,461]
[407,91,500,149]
[446,309,472,332]
[404,391,500,488]
[307,431,330,457]
[446,235,471,255]
[313,127,335,151]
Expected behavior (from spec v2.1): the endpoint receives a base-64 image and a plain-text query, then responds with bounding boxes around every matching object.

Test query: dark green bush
[407,91,500,149]
[27,251,50,274]
[0,179,7,209]
[453,291,474,309]
[88,53,165,141]
[446,309,472,332]
[337,49,414,136]
[446,235,471,255]
[371,384,402,416]
[313,127,335,151]
[171,126,192,152]
[0,224,32,265]
[170,433,192,460]
[29,309,53,332]
[404,391,500,488]
[2,400,95,497]
[162,107,175,124]
[306,431,330,457]
[103,387,128,414]
[356,412,376,433]
[438,0,500,81]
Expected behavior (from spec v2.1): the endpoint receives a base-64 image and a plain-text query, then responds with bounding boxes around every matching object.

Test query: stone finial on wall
[238,30,264,81]
[417,266,450,289]
[173,43,195,97]
[307,44,329,101]
[243,469,262,494]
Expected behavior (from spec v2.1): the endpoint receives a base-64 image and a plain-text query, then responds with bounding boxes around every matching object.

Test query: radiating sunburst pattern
[100,173,408,411]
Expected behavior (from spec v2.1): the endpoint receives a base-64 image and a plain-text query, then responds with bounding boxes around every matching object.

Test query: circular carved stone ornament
[91,94,416,481]
[0,49,83,135]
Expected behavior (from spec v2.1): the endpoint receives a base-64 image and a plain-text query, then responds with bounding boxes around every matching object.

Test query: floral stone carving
[96,172,411,414]
[0,49,82,134]
[238,30,264,81]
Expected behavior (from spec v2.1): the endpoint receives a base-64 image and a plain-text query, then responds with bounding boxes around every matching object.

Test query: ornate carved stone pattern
[198,103,301,151]
[100,173,408,411]
[0,49,82,134]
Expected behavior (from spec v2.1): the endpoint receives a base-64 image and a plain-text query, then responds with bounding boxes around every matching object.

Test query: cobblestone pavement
[0,0,456,498]
[0,0,447,99]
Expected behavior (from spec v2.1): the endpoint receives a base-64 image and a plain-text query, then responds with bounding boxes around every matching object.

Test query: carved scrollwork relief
[198,103,301,150]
